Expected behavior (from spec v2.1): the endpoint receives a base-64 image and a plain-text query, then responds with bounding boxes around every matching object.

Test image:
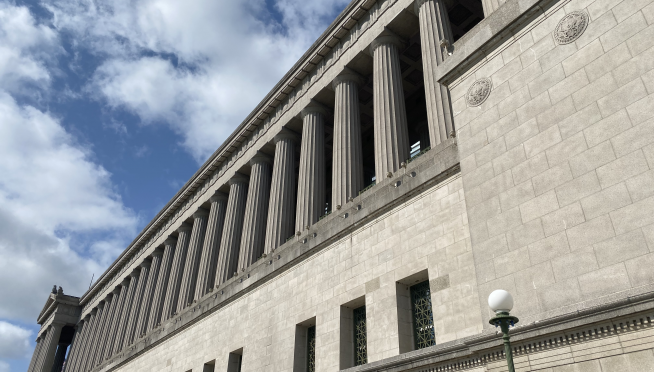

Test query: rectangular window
[410,281,435,349]
[353,306,367,366]
[307,326,316,372]
[227,349,242,372]
[202,360,215,372]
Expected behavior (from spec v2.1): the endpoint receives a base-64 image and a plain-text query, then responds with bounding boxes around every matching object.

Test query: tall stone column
[295,104,327,233]
[161,224,192,321]
[215,175,249,285]
[73,310,97,372]
[238,154,272,269]
[111,269,141,356]
[85,297,110,371]
[36,322,63,372]
[33,328,52,372]
[123,260,150,347]
[66,316,89,372]
[26,336,43,372]
[371,34,410,180]
[416,0,455,147]
[135,251,162,341]
[147,238,177,332]
[103,280,130,362]
[264,130,298,253]
[195,192,228,299]
[177,209,209,312]
[332,72,364,208]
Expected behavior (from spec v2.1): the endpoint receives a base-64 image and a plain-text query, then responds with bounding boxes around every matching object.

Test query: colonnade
[58,2,456,371]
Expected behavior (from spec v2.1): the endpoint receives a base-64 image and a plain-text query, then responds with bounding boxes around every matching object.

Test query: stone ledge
[341,284,654,372]
[94,140,460,372]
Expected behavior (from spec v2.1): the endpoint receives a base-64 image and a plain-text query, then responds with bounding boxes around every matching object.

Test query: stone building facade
[28,0,654,370]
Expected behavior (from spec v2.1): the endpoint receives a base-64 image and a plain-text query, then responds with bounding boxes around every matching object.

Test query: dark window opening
[410,281,436,350]
[353,306,368,366]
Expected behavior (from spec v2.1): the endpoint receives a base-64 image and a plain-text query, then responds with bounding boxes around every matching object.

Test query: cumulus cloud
[0,322,31,359]
[45,0,350,162]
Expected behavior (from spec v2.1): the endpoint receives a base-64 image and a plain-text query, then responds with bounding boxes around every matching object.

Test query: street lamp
[488,290,519,372]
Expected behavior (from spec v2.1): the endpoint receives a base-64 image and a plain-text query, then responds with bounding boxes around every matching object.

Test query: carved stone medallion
[553,11,589,45]
[466,78,492,107]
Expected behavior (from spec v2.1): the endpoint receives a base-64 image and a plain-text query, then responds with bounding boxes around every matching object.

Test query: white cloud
[45,0,350,162]
[0,361,9,372]
[0,322,31,359]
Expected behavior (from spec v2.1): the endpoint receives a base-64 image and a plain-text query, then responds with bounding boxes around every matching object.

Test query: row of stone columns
[65,2,456,369]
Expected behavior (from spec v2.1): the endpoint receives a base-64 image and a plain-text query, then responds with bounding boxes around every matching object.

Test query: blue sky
[0,0,349,370]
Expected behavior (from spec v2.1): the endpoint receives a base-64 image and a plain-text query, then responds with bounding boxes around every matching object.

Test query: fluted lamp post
[488,289,519,372]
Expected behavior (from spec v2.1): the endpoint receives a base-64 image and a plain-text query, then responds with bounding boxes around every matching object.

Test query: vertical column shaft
[416,0,455,147]
[238,154,272,270]
[34,329,52,372]
[147,238,177,332]
[135,251,163,341]
[296,105,327,233]
[111,269,141,356]
[161,224,192,321]
[371,34,410,180]
[177,209,210,312]
[27,337,43,372]
[215,176,249,285]
[84,299,109,371]
[74,310,97,372]
[264,130,299,253]
[332,73,364,207]
[103,281,129,362]
[38,323,63,372]
[51,342,68,372]
[195,192,228,299]
[123,260,150,347]
[66,317,88,372]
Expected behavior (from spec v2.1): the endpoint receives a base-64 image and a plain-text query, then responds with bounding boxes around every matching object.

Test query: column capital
[370,32,405,54]
[273,128,299,144]
[193,208,210,219]
[228,173,249,186]
[164,236,178,246]
[210,191,228,202]
[332,68,365,89]
[119,277,131,286]
[249,152,273,166]
[301,102,329,119]
[91,307,99,315]
[151,247,165,257]
[139,258,152,268]
[177,222,193,233]
[414,0,432,14]
[129,267,142,277]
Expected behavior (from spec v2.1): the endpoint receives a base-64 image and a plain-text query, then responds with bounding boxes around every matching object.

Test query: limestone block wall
[110,174,479,372]
[450,0,654,329]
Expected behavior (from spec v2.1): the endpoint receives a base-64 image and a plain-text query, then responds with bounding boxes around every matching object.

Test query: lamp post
[488,290,519,372]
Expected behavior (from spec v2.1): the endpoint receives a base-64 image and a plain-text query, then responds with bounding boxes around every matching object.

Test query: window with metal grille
[307,326,316,372]
[410,281,435,349]
[353,306,367,366]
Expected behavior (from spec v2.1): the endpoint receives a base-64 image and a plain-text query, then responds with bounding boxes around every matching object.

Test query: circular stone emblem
[553,11,589,45]
[466,78,492,107]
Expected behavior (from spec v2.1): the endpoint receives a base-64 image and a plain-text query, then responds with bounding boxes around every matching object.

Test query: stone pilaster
[161,224,192,321]
[296,104,327,233]
[123,260,150,347]
[416,0,455,147]
[33,329,51,372]
[111,268,141,356]
[73,310,97,372]
[134,250,162,341]
[103,280,130,362]
[332,72,365,207]
[371,34,410,180]
[147,238,177,332]
[85,297,110,371]
[177,209,210,312]
[215,175,249,285]
[238,154,272,269]
[264,129,299,253]
[194,192,228,299]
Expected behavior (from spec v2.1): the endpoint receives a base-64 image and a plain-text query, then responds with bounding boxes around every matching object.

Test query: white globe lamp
[488,289,519,372]
[488,289,514,314]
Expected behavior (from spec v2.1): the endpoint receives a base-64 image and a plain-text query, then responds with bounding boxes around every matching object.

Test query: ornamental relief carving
[553,10,589,45]
[466,78,493,107]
